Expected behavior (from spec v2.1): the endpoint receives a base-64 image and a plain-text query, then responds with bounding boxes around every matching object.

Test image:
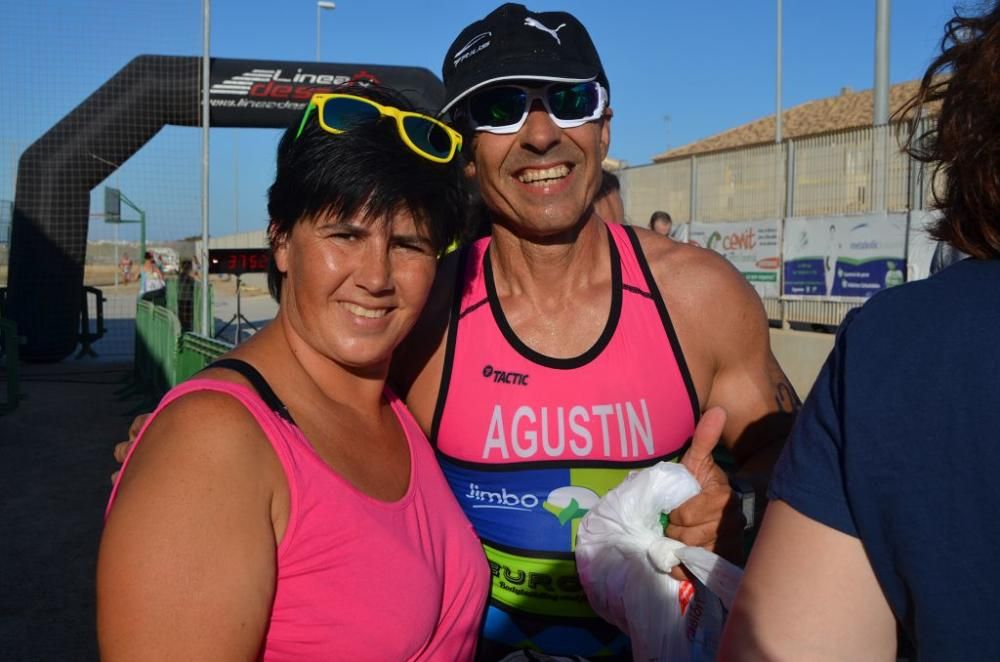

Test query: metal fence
[621,121,933,328]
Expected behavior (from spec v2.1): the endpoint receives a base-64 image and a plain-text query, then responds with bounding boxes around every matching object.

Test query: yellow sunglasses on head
[296,93,463,164]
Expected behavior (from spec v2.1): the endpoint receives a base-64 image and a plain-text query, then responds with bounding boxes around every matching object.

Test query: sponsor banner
[907,210,943,282]
[688,219,781,298]
[208,58,444,128]
[782,213,907,299]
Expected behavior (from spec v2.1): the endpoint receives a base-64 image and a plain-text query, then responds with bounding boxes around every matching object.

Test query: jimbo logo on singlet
[466,483,599,525]
[482,364,530,386]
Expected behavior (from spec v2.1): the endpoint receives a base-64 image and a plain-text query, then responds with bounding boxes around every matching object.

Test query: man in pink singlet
[388,3,800,658]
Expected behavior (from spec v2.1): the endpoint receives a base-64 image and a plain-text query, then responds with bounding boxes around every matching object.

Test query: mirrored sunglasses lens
[547,83,600,120]
[402,116,453,159]
[469,87,527,127]
[321,96,380,130]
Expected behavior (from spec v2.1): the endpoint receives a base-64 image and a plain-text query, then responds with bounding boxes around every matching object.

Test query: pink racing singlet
[432,222,699,658]
[108,373,489,661]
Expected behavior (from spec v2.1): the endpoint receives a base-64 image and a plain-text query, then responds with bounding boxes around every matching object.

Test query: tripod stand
[215,273,258,344]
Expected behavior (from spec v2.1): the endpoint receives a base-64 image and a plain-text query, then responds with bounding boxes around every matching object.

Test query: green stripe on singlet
[482,543,595,618]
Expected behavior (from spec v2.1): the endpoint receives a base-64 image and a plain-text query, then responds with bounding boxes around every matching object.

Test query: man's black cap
[440,3,609,116]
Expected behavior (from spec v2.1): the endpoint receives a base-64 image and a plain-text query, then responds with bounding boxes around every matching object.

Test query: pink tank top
[108,378,489,661]
[431,222,699,657]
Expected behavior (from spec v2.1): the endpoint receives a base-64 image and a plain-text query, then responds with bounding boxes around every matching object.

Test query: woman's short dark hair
[266,84,471,300]
[899,0,1000,259]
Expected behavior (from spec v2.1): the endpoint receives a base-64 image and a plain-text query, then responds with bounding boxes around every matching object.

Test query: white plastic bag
[575,462,743,661]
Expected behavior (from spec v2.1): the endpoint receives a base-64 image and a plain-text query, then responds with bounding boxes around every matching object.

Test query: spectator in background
[720,3,1000,659]
[649,210,673,236]
[139,250,166,304]
[119,252,134,283]
[593,169,625,223]
[176,259,195,332]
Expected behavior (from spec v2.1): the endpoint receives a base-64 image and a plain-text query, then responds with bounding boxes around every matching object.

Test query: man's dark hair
[649,210,672,229]
[266,84,471,301]
[899,0,1000,259]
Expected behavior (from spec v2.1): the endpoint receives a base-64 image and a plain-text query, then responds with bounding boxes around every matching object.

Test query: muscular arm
[98,393,283,661]
[718,500,896,661]
[641,229,798,560]
[699,260,798,486]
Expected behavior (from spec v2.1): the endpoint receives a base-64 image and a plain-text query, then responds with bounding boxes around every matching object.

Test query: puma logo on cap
[524,17,566,44]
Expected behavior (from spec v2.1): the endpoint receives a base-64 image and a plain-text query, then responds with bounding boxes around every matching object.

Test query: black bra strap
[204,358,296,425]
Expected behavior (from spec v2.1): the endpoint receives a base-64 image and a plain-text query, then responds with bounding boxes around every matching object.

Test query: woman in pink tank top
[97,85,488,661]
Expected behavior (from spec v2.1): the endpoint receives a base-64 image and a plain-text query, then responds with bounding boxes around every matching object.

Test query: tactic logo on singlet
[481,364,530,386]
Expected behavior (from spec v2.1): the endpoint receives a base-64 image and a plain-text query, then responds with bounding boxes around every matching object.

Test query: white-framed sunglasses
[461,80,608,134]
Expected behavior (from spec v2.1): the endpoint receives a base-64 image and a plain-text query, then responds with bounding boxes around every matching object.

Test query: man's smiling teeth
[518,164,570,184]
[342,302,388,319]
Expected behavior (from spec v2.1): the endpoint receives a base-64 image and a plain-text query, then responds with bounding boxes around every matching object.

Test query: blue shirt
[770,258,1000,660]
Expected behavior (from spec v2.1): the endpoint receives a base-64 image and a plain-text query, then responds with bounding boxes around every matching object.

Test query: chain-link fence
[1,2,203,360]
[620,120,937,328]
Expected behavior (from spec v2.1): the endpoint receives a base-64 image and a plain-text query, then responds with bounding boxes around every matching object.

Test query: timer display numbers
[208,248,270,275]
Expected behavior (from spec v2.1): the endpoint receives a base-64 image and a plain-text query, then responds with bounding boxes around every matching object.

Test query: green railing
[134,281,231,399]
[152,304,181,394]
[164,276,211,333]
[177,332,232,379]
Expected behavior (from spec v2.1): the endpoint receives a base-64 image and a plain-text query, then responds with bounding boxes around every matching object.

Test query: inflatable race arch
[8,55,444,361]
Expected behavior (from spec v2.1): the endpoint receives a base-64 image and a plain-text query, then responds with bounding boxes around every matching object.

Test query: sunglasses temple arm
[294,103,317,140]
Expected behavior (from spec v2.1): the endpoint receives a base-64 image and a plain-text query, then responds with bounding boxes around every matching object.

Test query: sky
[0,0,967,241]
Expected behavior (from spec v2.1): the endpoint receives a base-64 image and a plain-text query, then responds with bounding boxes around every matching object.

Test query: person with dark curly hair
[719,4,1000,660]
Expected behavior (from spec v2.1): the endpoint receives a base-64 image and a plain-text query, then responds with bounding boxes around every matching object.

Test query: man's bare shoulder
[633,226,761,313]
[631,225,773,394]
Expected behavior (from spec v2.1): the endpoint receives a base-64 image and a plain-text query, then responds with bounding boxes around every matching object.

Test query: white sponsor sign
[782,213,907,299]
[688,219,782,298]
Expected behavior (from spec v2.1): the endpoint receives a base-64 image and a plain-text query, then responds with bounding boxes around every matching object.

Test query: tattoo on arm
[775,381,802,414]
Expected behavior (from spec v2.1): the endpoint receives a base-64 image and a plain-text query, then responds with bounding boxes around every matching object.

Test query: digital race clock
[207,248,271,275]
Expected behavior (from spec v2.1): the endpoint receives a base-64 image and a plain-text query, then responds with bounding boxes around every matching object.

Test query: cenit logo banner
[208,58,446,127]
[689,218,782,298]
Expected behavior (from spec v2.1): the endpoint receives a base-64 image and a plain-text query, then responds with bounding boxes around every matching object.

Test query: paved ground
[0,289,277,660]
[0,359,148,661]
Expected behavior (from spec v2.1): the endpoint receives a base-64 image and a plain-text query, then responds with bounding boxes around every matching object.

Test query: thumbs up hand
[665,407,744,579]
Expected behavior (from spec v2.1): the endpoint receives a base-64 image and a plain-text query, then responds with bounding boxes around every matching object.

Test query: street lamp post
[316,1,336,62]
